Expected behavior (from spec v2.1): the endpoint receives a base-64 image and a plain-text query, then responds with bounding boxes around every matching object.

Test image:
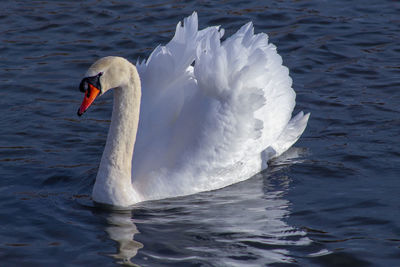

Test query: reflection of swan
[110,155,312,266]
[77,12,309,207]
[105,211,143,266]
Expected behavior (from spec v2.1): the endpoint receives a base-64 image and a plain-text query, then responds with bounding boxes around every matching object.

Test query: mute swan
[77,12,309,207]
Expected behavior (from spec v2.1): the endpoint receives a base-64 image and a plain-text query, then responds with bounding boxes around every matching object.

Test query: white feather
[87,12,309,206]
[132,12,309,202]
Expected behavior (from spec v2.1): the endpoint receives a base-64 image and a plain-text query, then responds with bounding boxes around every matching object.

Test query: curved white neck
[92,64,142,206]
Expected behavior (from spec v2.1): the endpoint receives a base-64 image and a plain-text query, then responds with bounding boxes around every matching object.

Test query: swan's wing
[133,12,222,179]
[199,22,311,160]
[136,12,221,128]
[133,13,309,199]
[169,22,310,189]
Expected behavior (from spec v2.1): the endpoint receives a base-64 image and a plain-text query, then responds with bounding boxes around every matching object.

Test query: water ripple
[1,0,399,265]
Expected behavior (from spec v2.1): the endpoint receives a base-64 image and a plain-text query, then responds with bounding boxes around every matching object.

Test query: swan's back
[133,12,309,201]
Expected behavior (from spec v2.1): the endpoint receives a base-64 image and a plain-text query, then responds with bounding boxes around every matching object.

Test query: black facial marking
[79,72,103,96]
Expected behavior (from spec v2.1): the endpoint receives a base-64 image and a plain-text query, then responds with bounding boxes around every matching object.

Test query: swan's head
[77,56,133,116]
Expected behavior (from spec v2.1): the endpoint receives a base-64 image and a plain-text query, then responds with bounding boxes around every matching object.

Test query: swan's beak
[77,84,100,116]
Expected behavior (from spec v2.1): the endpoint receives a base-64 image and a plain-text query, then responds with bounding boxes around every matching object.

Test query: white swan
[77,12,309,207]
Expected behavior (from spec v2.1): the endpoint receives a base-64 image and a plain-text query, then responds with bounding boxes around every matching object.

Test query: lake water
[1,0,399,266]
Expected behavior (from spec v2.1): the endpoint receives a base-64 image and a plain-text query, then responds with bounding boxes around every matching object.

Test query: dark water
[1,0,399,266]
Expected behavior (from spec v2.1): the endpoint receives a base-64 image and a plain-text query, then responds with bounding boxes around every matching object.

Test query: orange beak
[77,84,100,116]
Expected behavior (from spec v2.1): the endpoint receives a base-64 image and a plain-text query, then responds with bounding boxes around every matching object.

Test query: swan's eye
[79,79,89,93]
[83,81,89,91]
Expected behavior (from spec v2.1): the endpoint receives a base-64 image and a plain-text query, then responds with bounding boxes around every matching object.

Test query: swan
[77,12,309,207]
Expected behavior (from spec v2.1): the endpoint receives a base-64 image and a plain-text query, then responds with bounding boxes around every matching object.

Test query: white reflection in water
[105,148,312,266]
[105,212,143,266]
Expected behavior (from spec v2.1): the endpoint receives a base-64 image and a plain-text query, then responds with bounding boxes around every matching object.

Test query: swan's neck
[93,65,142,206]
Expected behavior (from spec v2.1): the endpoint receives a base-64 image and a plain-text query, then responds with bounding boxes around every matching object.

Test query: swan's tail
[265,111,310,159]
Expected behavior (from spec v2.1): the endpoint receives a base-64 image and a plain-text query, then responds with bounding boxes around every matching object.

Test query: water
[1,0,399,266]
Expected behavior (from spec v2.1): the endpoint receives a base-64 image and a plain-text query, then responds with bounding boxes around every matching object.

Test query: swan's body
[78,13,309,207]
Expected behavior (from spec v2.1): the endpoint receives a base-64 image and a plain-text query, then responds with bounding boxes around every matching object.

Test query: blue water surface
[1,0,399,266]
